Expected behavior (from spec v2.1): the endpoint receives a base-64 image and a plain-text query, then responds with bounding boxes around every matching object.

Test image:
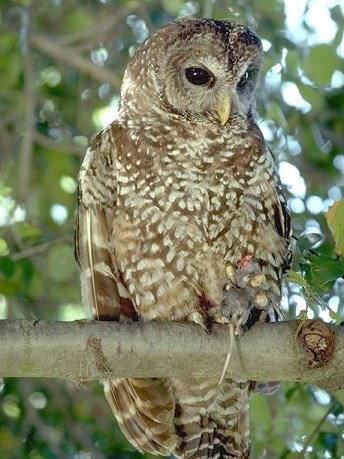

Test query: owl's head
[121,18,263,125]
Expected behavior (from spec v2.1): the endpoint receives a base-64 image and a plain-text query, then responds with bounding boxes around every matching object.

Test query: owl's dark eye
[185,67,213,86]
[237,70,252,89]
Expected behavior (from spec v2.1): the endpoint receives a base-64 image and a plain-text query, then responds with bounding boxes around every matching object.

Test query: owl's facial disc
[184,65,231,125]
[120,19,263,126]
[159,50,235,125]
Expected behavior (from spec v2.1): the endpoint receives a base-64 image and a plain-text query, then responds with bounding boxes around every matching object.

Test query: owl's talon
[254,293,268,308]
[225,264,235,280]
[250,274,266,287]
[215,315,230,325]
[188,311,207,331]
[209,307,230,325]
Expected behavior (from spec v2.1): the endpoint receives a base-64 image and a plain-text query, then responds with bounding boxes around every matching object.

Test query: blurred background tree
[0,0,344,457]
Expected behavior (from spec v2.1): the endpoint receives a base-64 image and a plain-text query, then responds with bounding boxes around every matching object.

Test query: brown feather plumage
[74,17,291,458]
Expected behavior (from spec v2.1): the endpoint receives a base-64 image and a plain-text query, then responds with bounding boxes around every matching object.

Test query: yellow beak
[216,95,231,126]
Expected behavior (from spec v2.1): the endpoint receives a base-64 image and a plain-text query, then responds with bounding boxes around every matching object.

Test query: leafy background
[0,0,344,457]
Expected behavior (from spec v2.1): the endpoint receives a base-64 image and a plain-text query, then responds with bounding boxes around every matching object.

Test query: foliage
[0,0,344,457]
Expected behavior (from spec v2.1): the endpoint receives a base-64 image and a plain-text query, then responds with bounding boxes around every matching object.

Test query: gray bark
[0,319,342,393]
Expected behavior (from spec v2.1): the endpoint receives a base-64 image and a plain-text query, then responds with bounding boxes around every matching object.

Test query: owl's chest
[116,144,275,246]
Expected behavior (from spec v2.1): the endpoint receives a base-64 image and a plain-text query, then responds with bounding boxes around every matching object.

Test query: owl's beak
[216,95,231,126]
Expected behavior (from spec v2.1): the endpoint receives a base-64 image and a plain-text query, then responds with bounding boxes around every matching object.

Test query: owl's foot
[202,307,230,335]
[211,309,230,325]
[222,260,273,333]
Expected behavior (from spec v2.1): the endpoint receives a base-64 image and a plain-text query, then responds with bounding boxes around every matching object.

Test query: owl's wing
[74,124,177,456]
[248,148,292,397]
[74,126,131,321]
[104,378,177,455]
[270,147,292,272]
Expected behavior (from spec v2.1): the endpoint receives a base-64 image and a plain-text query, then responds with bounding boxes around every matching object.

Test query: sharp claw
[188,311,207,331]
[214,315,230,324]
[225,264,235,280]
[250,274,266,287]
[254,292,268,308]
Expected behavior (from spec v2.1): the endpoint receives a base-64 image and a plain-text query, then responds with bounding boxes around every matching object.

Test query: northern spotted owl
[75,18,291,459]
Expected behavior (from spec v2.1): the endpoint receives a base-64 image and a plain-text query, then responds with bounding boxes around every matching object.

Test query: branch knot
[297,320,335,368]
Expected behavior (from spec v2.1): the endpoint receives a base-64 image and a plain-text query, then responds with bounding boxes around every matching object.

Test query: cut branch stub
[297,320,335,368]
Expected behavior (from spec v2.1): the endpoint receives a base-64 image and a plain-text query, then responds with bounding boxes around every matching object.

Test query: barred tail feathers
[172,378,251,458]
[103,378,177,456]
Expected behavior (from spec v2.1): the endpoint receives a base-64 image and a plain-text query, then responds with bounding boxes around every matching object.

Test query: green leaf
[15,223,42,242]
[0,238,9,256]
[0,279,21,296]
[250,394,271,426]
[325,200,344,256]
[61,7,95,35]
[329,309,341,324]
[285,50,299,78]
[296,233,323,255]
[0,257,15,277]
[46,244,75,282]
[318,432,337,452]
[298,83,323,113]
[18,258,34,285]
[297,309,308,320]
[334,390,344,409]
[285,270,308,288]
[27,271,43,299]
[162,0,184,15]
[0,427,16,456]
[302,45,340,86]
[306,255,344,290]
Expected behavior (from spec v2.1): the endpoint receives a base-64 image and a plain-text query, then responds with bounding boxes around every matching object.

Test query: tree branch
[29,33,121,89]
[10,235,70,261]
[33,131,83,156]
[0,319,342,392]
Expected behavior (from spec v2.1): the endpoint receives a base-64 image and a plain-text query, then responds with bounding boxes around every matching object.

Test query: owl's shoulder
[78,121,125,206]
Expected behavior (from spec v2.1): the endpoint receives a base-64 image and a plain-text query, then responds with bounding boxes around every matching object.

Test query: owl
[74,18,291,458]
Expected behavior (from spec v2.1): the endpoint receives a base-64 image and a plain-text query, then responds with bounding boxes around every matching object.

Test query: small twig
[34,131,84,156]
[18,8,35,205]
[203,0,215,17]
[319,127,344,151]
[64,415,107,459]
[292,155,333,187]
[58,10,127,47]
[20,380,69,459]
[298,400,338,456]
[29,33,121,89]
[10,235,70,261]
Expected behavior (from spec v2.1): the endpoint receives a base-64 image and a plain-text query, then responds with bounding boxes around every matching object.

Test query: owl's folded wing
[74,124,177,456]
